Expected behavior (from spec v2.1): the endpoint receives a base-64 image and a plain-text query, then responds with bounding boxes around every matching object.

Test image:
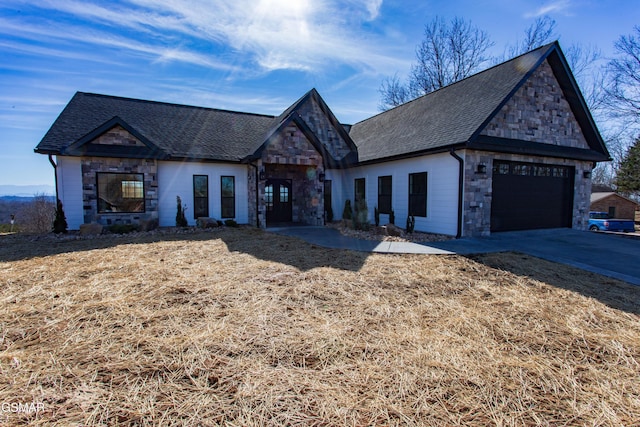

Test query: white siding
[329,152,459,236]
[56,156,84,230]
[157,161,248,227]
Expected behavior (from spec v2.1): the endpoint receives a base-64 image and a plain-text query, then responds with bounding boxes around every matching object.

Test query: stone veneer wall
[462,150,593,237]
[256,123,324,227]
[91,125,146,146]
[81,157,158,225]
[297,98,353,161]
[481,60,589,149]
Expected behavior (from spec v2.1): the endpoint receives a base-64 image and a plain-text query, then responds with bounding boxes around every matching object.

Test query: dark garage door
[491,160,574,232]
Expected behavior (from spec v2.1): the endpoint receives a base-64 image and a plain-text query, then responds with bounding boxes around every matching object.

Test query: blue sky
[1,0,638,191]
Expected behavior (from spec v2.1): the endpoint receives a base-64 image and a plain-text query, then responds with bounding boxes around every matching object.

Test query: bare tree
[506,16,557,57]
[379,17,493,110]
[18,194,55,233]
[605,26,640,126]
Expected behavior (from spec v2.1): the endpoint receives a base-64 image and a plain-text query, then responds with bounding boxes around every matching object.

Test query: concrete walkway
[267,226,640,286]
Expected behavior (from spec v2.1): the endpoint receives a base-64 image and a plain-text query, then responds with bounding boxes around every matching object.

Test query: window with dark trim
[193,175,208,219]
[354,178,366,203]
[408,172,427,217]
[221,176,235,218]
[378,176,392,214]
[97,172,144,213]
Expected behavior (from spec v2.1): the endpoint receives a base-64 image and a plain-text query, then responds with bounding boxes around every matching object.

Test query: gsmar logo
[1,401,45,414]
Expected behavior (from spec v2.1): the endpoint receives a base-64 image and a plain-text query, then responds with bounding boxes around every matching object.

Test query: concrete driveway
[269,227,640,286]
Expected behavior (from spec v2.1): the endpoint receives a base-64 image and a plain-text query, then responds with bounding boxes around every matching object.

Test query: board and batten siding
[157,161,249,227]
[56,156,84,230]
[332,152,459,236]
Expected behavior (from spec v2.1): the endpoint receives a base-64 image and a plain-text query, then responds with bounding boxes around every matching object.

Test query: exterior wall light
[259,167,266,181]
[476,164,487,174]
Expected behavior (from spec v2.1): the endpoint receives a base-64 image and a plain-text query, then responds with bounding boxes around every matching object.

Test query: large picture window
[221,176,235,218]
[408,172,427,217]
[193,175,209,219]
[378,176,392,214]
[97,173,144,213]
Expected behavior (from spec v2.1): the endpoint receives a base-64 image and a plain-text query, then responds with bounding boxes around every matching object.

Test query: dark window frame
[96,172,145,214]
[408,172,427,217]
[377,175,392,214]
[193,175,209,219]
[354,178,366,203]
[221,176,235,219]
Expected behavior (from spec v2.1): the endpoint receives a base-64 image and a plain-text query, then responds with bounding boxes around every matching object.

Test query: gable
[261,121,323,166]
[480,59,589,149]
[90,125,146,147]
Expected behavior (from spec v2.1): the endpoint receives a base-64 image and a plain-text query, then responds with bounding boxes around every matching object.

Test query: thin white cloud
[3,0,399,75]
[525,0,572,18]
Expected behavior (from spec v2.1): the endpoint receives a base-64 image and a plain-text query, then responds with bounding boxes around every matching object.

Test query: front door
[265,179,292,224]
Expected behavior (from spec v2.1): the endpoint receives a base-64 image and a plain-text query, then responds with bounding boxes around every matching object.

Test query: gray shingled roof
[349,43,553,162]
[36,93,277,162]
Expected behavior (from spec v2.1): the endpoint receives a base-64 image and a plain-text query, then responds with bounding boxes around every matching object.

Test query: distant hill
[0,184,55,197]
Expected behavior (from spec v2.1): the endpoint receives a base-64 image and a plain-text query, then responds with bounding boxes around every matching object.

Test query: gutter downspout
[449,148,463,239]
[48,154,59,203]
[248,163,260,228]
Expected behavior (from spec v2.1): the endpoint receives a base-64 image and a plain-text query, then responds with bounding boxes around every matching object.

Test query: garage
[490,160,574,232]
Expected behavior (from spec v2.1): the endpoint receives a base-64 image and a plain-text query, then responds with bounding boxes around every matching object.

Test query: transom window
[97,173,144,213]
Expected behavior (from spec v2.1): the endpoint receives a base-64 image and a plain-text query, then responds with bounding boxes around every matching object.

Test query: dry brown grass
[1,228,639,426]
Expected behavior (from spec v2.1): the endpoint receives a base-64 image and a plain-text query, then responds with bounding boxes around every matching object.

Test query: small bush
[52,199,68,234]
[108,224,139,234]
[224,219,238,227]
[406,215,415,234]
[389,209,395,225]
[353,199,370,231]
[176,196,188,227]
[326,203,334,223]
[342,199,352,220]
[374,206,380,226]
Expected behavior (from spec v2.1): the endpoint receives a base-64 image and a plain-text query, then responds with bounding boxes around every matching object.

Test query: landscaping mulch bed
[1,228,638,426]
[327,221,453,243]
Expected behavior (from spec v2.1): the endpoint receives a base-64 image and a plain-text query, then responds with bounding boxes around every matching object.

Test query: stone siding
[256,123,324,227]
[81,157,158,226]
[91,125,146,146]
[462,150,593,237]
[481,60,589,149]
[297,98,353,161]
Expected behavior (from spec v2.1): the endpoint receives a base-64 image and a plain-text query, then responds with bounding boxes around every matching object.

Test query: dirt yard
[1,228,639,426]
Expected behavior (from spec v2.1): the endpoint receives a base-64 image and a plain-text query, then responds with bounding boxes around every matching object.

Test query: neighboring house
[590,192,639,220]
[35,42,610,237]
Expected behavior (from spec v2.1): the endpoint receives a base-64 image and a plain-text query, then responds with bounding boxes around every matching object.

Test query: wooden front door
[265,179,292,224]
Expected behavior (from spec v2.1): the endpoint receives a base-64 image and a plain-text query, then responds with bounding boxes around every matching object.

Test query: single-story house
[590,192,639,220]
[35,41,610,237]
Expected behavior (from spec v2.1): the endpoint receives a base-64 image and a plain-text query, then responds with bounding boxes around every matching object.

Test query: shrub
[389,209,395,225]
[406,215,415,234]
[374,206,380,226]
[342,199,352,220]
[52,199,68,234]
[353,199,370,231]
[176,196,188,227]
[108,224,139,234]
[19,194,55,233]
[326,203,334,223]
[224,219,238,227]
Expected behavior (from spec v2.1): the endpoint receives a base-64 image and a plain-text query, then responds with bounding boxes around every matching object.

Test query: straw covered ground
[1,228,639,426]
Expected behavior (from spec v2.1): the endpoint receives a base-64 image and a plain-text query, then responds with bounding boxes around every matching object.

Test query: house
[590,192,639,220]
[35,42,610,237]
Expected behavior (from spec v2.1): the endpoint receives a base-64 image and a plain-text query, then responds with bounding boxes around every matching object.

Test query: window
[193,175,208,218]
[354,178,366,203]
[408,172,427,217]
[378,176,392,214]
[221,176,235,218]
[97,173,144,213]
[265,184,274,211]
